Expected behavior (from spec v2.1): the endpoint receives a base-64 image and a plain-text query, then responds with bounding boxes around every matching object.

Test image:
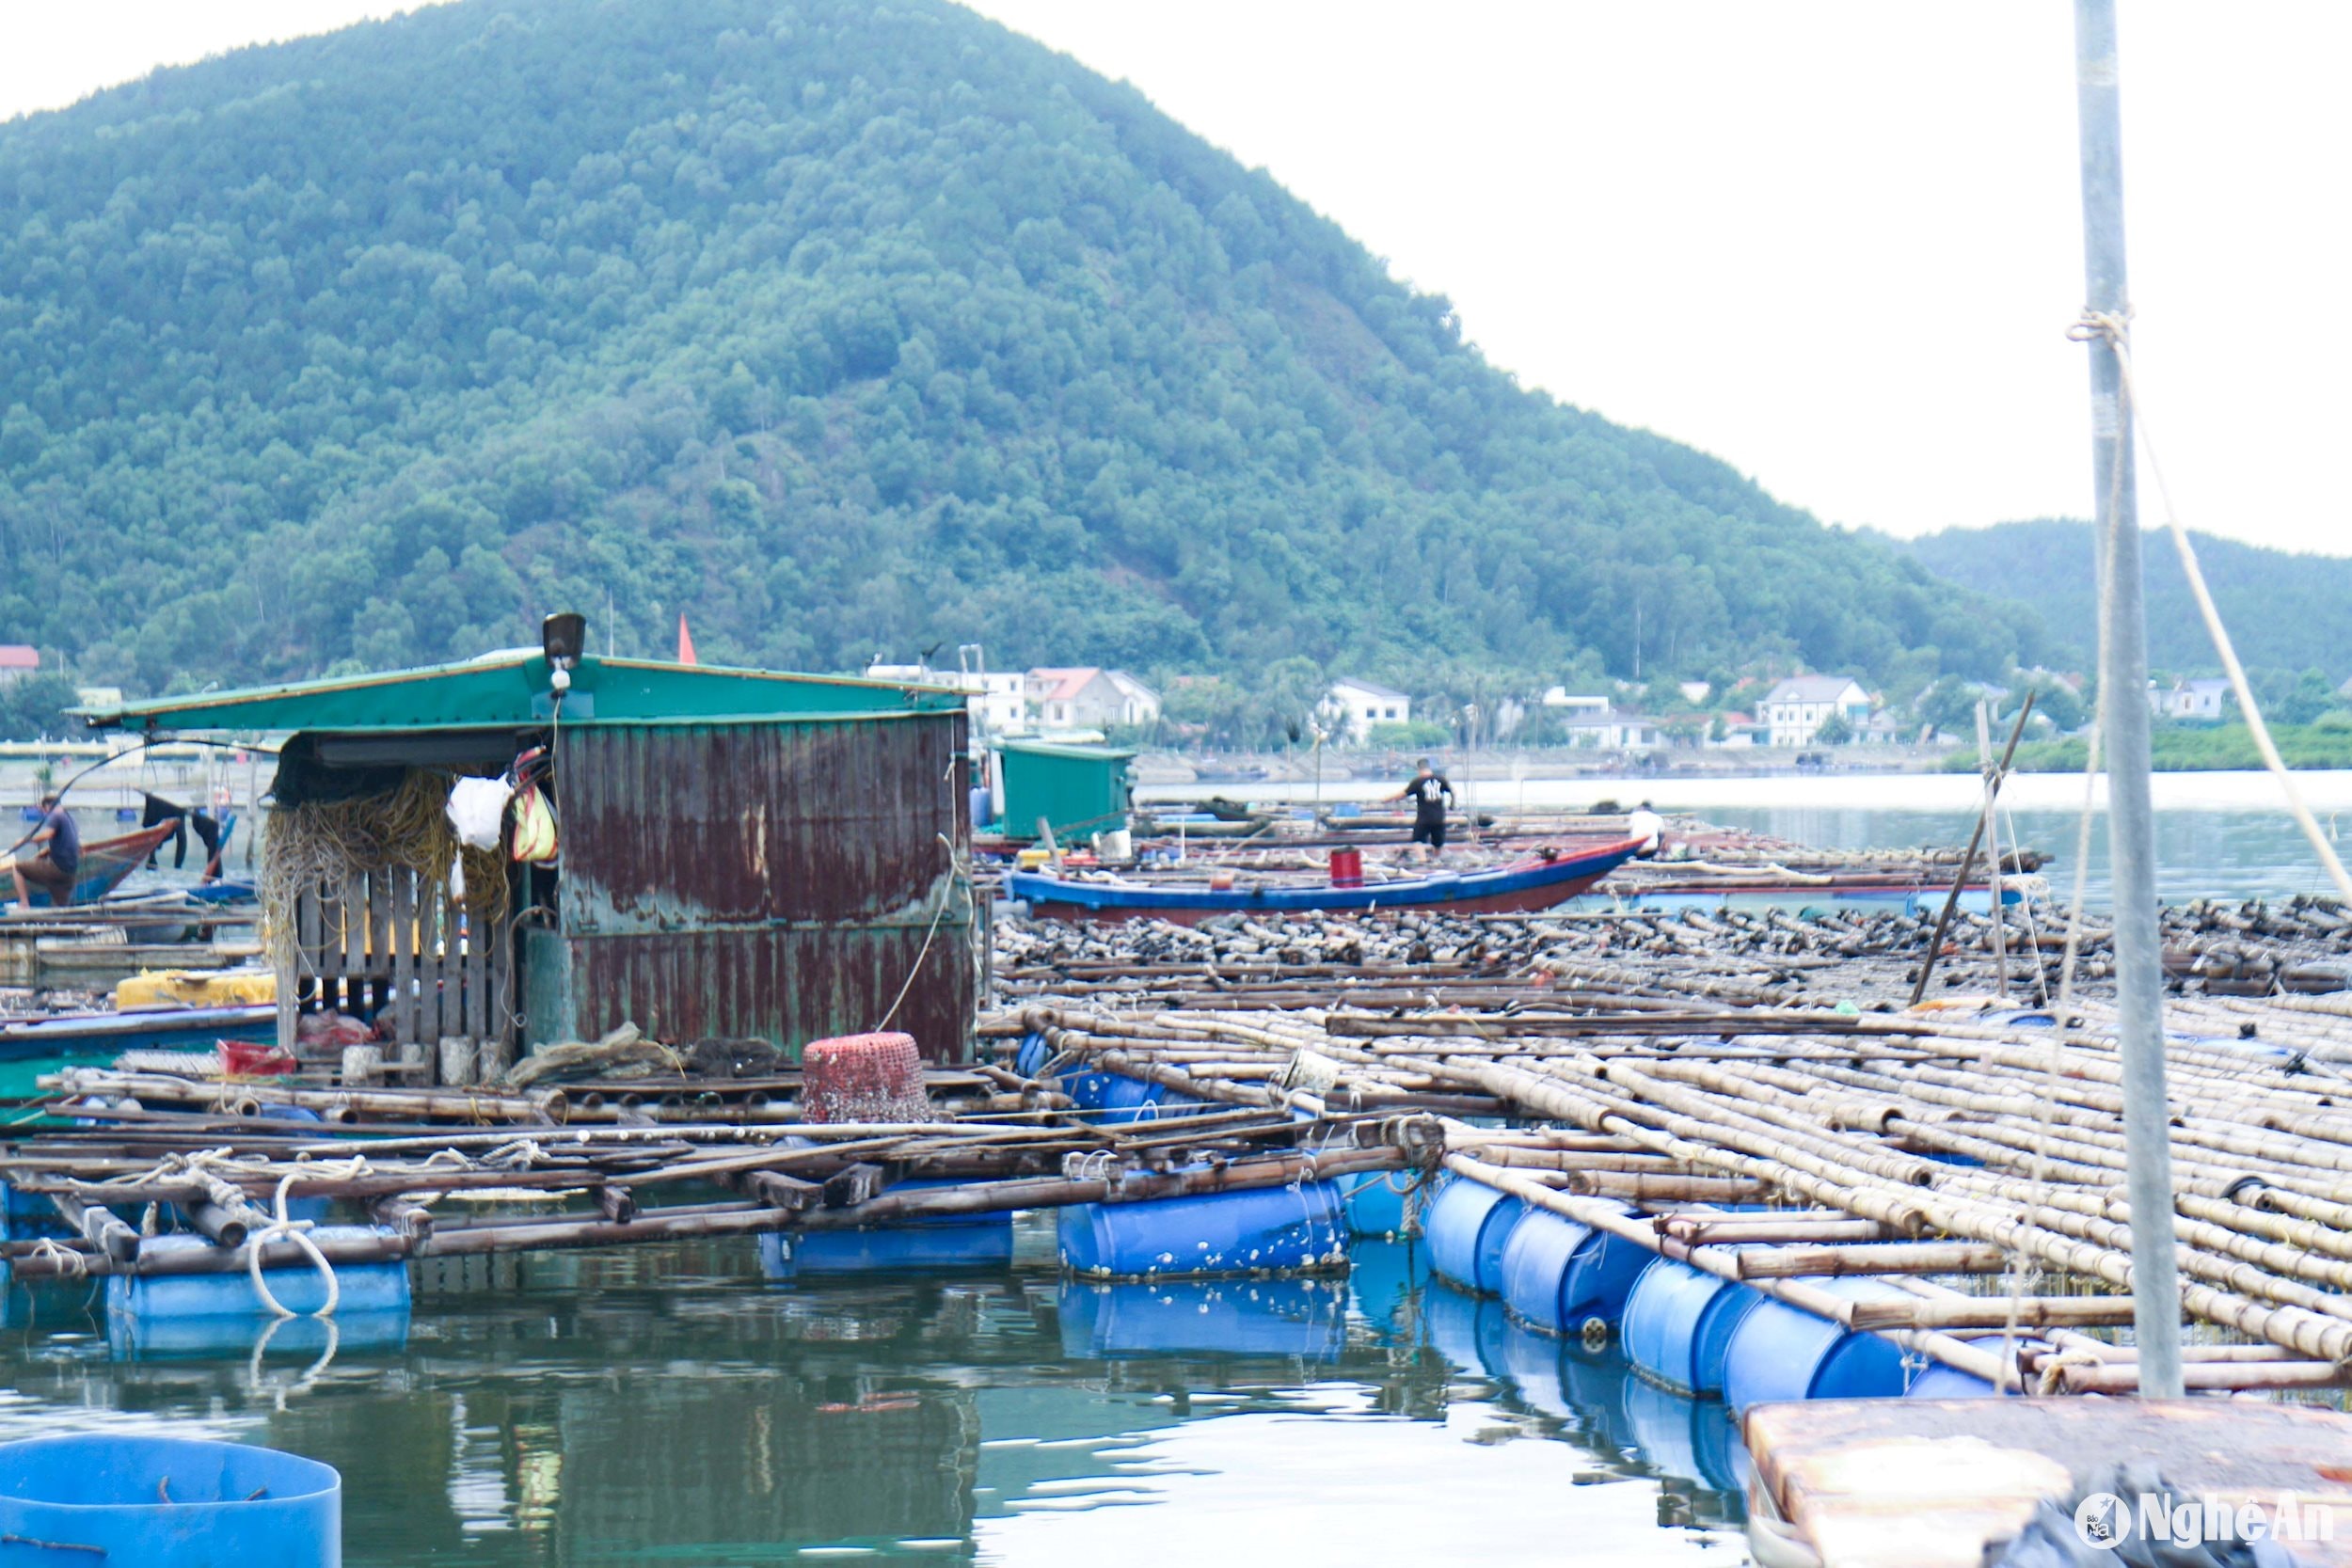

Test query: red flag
[677,613,698,666]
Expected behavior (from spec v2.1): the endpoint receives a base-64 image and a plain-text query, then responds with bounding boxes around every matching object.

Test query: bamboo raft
[7,879,2352,1402]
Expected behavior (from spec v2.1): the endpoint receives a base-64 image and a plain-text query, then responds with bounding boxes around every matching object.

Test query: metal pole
[2074,0,2183,1400]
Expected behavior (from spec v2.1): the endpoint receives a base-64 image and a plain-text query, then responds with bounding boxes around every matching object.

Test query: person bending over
[1389,758,1455,853]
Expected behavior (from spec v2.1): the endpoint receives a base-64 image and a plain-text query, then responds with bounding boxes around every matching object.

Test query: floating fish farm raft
[19,877,2352,1403]
[18,652,2352,1559]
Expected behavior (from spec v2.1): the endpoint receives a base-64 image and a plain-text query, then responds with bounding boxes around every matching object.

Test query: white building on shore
[1325,678,1410,745]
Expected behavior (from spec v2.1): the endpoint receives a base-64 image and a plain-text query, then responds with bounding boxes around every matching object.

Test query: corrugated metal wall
[554,715,976,1062]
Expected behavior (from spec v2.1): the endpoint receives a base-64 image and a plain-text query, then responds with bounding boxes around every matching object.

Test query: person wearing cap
[1387,758,1455,852]
[11,794,79,906]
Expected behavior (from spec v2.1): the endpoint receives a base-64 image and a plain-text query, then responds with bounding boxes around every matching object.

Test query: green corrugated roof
[81,653,967,735]
[997,738,1137,763]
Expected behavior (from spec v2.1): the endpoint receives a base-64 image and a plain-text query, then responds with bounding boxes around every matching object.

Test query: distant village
[863,654,2306,757]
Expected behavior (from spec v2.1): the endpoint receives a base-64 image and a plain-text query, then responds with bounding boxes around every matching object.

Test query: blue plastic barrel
[1722,1278,1915,1415]
[1423,1278,1515,1377]
[1342,1171,1415,1239]
[1497,1205,1651,1335]
[756,1180,1014,1277]
[1014,1032,1054,1079]
[1904,1336,2006,1399]
[1058,1180,1344,1278]
[1424,1178,1524,1295]
[1057,1276,1346,1358]
[0,1433,340,1565]
[1092,1074,1212,1125]
[1620,1372,1748,1497]
[1620,1259,1764,1398]
[1346,1238,1430,1336]
[108,1229,410,1323]
[112,1308,411,1361]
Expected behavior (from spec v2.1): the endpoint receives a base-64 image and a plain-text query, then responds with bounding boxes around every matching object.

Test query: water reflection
[0,1227,1747,1565]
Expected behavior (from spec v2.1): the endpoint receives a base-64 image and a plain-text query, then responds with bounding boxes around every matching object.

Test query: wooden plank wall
[278,865,512,1080]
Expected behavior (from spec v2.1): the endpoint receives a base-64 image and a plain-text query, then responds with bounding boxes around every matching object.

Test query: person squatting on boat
[11,794,79,906]
[1390,758,1455,852]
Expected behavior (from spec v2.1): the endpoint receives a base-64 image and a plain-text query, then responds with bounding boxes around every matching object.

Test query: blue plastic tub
[108,1229,410,1323]
[1620,1259,1765,1398]
[0,1433,340,1565]
[1424,1178,1524,1295]
[1722,1278,1915,1415]
[1497,1205,1650,1336]
[1058,1180,1344,1278]
[1057,1276,1346,1358]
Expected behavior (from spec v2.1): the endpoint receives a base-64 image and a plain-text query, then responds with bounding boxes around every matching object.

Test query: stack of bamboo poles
[0,1087,1406,1281]
[998,996,2352,1394]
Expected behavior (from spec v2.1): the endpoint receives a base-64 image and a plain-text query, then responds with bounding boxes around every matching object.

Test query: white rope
[24,1237,85,1277]
[243,1169,338,1320]
[2071,309,2352,904]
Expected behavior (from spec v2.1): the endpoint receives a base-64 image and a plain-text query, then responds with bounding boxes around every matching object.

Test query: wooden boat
[0,1001,277,1099]
[1006,838,1645,924]
[14,824,181,908]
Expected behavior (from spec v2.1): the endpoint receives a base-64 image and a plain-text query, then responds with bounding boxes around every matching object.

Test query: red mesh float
[800,1031,931,1124]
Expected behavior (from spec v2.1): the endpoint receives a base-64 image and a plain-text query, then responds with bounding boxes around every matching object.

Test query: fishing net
[261,768,510,977]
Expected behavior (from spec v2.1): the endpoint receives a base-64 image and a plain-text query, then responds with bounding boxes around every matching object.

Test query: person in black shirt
[1389,758,1455,852]
[12,794,80,906]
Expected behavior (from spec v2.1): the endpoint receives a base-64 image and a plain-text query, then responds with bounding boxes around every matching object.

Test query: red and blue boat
[1007,838,1646,925]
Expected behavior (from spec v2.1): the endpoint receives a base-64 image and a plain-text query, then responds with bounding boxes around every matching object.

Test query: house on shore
[2150,677,2232,721]
[1761,675,1871,747]
[1325,678,1410,745]
[1026,668,1160,731]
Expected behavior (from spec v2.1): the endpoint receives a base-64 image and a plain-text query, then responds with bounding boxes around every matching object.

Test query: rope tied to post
[241,1170,339,1321]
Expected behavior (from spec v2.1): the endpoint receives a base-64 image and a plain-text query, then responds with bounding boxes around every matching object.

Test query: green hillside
[0,0,2039,706]
[1899,519,2352,686]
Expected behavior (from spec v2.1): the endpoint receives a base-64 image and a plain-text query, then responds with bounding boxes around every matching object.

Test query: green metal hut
[83,648,979,1071]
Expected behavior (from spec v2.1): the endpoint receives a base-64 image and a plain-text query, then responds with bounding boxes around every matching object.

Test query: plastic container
[0,1433,340,1565]
[756,1179,1013,1277]
[108,1229,410,1323]
[1057,1276,1346,1358]
[1057,1180,1345,1279]
[220,1038,298,1077]
[1342,1171,1416,1239]
[112,1308,411,1361]
[1345,1238,1430,1336]
[1496,1204,1650,1335]
[1423,1279,1515,1378]
[1424,1178,1524,1295]
[1903,1336,2006,1399]
[1328,848,1364,887]
[1620,1371,1749,1497]
[1721,1277,1914,1415]
[1620,1258,1764,1398]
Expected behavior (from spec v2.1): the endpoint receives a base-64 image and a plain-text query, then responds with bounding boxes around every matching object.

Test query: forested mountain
[0,0,2040,705]
[1899,520,2352,685]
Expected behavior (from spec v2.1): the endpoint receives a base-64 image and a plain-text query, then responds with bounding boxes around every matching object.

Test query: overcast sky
[6,2,2346,556]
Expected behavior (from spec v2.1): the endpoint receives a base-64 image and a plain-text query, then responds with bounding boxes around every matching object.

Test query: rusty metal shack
[84,652,978,1072]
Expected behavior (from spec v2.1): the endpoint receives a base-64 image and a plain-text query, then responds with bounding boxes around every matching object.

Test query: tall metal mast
[2073,0,2183,1399]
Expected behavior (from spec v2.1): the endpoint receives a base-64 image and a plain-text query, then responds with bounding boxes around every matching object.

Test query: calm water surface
[0,1224,1746,1565]
[1157,769,2352,907]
